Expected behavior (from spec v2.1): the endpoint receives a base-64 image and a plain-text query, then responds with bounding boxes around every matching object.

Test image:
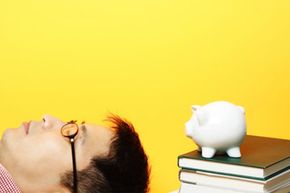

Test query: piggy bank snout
[185,121,194,137]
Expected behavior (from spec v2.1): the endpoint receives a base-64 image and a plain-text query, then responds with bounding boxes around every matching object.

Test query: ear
[238,106,245,114]
[192,105,200,112]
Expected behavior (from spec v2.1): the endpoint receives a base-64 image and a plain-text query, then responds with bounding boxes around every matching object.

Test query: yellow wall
[0,1,290,192]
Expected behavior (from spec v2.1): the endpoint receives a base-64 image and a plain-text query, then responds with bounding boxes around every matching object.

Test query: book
[178,181,290,193]
[178,135,290,180]
[179,168,290,193]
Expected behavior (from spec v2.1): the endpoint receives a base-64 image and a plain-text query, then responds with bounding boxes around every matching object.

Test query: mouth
[23,121,31,135]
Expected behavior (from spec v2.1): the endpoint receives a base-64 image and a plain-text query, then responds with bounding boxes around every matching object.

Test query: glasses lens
[61,123,78,138]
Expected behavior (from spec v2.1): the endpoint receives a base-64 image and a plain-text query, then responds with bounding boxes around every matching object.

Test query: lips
[23,121,31,135]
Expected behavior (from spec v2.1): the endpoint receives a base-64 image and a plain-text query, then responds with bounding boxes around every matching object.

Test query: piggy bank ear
[192,105,200,112]
[196,110,207,126]
[238,106,245,114]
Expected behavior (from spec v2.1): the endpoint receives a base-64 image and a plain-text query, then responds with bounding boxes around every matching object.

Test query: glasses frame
[61,121,79,193]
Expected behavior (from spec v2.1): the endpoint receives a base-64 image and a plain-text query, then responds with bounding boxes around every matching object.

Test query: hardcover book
[178,181,290,193]
[179,169,290,192]
[178,135,290,180]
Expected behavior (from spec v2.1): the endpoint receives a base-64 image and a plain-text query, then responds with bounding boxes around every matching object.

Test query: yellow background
[0,1,290,192]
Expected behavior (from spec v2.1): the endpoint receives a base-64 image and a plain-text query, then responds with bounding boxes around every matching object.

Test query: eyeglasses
[61,120,79,193]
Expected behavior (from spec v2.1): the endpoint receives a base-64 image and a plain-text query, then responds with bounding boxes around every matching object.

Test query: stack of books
[176,135,290,193]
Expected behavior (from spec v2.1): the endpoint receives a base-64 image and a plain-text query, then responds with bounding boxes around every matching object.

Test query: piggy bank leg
[201,147,216,158]
[226,147,241,158]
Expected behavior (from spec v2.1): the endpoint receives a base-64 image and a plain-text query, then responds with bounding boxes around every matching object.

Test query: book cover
[178,135,290,180]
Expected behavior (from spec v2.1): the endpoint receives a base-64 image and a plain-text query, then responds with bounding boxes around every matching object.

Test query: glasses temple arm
[70,138,78,193]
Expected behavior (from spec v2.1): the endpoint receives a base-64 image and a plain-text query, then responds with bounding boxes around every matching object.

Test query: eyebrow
[80,124,87,145]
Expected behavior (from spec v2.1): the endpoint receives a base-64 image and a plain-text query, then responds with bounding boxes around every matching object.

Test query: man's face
[0,115,113,192]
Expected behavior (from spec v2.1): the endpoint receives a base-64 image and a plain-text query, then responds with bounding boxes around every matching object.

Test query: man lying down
[0,115,150,193]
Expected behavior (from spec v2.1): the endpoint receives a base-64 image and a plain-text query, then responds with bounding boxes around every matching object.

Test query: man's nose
[42,114,64,129]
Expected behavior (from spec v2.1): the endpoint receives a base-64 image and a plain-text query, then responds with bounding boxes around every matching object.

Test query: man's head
[0,115,150,193]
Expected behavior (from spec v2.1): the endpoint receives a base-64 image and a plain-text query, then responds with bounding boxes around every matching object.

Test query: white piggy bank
[185,101,246,158]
